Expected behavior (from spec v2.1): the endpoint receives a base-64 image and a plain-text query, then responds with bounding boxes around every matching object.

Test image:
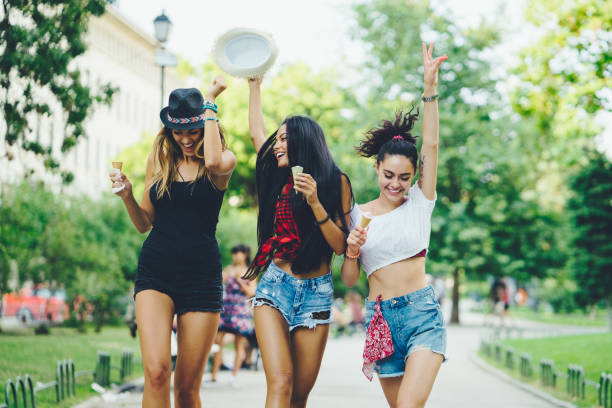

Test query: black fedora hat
[160,88,205,130]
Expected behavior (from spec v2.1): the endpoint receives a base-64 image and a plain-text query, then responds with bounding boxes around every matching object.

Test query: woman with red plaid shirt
[245,76,353,408]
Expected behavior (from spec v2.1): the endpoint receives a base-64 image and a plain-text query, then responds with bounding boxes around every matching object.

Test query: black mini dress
[134,176,225,314]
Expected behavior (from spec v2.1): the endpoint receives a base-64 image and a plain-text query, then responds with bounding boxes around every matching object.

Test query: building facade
[0,6,185,197]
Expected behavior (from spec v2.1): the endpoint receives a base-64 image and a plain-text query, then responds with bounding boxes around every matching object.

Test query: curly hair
[356,107,420,168]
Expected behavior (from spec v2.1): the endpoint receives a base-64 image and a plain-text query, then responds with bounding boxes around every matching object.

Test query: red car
[1,286,68,324]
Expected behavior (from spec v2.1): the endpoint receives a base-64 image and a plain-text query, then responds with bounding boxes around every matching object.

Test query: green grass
[0,326,142,408]
[508,307,608,327]
[472,304,609,327]
[481,333,612,408]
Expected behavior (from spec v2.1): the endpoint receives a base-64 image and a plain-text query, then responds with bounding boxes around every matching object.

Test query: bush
[34,323,50,335]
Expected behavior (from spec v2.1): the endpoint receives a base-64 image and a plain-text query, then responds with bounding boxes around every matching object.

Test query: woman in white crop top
[341,43,447,408]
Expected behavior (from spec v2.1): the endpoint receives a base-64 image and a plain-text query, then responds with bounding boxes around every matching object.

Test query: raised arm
[204,75,236,190]
[110,152,156,233]
[418,42,447,200]
[248,77,268,153]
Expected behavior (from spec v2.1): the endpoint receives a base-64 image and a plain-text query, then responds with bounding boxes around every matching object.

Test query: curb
[71,377,144,408]
[472,354,577,408]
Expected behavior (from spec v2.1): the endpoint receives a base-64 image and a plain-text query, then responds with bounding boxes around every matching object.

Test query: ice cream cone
[111,161,125,193]
[291,165,303,178]
[360,212,373,228]
[292,166,303,193]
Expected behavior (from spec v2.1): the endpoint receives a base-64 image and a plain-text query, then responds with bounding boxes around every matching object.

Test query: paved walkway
[74,305,606,407]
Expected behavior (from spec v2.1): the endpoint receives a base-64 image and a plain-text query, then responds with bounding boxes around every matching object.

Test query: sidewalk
[75,307,596,407]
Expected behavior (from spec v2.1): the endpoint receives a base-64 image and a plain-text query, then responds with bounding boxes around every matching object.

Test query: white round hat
[213,28,279,78]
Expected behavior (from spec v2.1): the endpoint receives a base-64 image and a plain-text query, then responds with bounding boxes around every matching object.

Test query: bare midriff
[367,257,427,301]
[273,258,331,280]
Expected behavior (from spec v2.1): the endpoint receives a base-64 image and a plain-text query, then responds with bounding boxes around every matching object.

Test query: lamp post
[153,10,177,108]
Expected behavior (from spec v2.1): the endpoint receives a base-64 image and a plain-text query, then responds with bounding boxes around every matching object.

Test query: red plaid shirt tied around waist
[252,179,301,269]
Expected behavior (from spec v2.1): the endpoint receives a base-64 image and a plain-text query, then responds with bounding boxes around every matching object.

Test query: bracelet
[315,214,331,225]
[203,101,218,113]
[422,94,439,102]
[205,117,219,122]
[345,248,360,259]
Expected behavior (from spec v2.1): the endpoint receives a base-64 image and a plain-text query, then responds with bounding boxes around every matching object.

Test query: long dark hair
[357,107,420,168]
[244,115,352,279]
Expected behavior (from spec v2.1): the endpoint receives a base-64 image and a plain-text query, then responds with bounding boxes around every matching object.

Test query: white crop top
[349,183,436,277]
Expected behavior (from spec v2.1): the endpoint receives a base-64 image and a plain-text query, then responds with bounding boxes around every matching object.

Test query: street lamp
[153,10,177,108]
[153,11,171,43]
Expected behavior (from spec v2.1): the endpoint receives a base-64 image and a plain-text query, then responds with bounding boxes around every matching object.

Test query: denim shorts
[253,261,334,331]
[365,285,447,378]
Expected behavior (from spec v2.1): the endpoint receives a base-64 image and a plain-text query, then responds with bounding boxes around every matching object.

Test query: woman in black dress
[110,76,236,407]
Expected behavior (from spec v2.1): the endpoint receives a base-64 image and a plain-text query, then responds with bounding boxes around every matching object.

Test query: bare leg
[379,350,443,408]
[211,331,225,381]
[232,334,247,377]
[173,311,220,408]
[254,305,292,408]
[135,290,174,408]
[289,324,330,408]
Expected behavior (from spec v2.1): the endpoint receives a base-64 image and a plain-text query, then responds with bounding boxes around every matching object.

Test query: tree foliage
[0,0,116,182]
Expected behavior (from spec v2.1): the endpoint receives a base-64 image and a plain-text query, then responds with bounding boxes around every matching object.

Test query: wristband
[315,214,331,225]
[422,94,439,102]
[345,248,360,259]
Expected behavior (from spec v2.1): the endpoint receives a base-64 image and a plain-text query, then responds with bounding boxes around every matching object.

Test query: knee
[397,396,426,408]
[290,393,309,407]
[144,361,171,390]
[176,386,199,407]
[267,370,293,397]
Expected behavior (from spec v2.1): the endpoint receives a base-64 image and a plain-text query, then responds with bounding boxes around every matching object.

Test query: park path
[74,303,608,407]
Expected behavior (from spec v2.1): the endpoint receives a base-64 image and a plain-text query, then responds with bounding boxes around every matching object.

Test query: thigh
[397,350,443,406]
[379,376,402,408]
[174,311,220,384]
[254,305,293,379]
[135,290,175,369]
[290,324,329,398]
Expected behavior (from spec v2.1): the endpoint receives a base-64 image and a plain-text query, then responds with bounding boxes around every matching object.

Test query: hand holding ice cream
[111,162,125,194]
[109,161,132,198]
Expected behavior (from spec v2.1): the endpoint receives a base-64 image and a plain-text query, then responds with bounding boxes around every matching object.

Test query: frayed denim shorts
[253,261,333,331]
[365,285,447,378]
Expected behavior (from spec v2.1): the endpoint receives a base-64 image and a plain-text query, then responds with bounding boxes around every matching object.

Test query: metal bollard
[5,380,17,408]
[567,364,585,399]
[95,352,111,387]
[505,347,515,369]
[600,372,611,408]
[520,353,533,378]
[495,343,502,361]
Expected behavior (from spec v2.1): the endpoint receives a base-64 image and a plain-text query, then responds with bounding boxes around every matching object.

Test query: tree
[0,181,141,330]
[350,0,541,323]
[0,0,116,183]
[512,0,612,200]
[567,149,612,330]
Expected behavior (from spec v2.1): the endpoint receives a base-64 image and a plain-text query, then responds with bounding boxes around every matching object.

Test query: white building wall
[0,6,185,197]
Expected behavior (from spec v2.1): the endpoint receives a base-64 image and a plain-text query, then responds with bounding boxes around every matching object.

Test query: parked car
[1,286,68,325]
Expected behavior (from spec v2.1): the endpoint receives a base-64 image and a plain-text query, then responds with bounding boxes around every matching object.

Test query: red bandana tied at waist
[362,294,394,381]
[252,178,302,268]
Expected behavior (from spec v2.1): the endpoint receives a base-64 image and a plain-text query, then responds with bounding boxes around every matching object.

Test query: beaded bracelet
[345,248,360,259]
[205,117,219,122]
[422,94,439,102]
[203,101,218,113]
